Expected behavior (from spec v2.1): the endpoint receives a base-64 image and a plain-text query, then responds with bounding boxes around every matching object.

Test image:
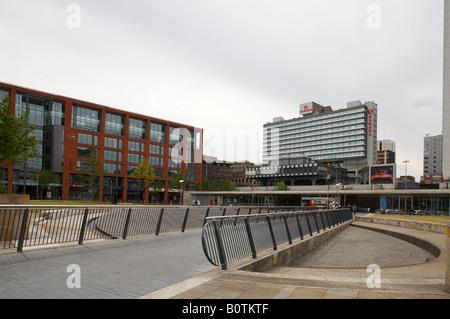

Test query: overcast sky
[0,0,444,180]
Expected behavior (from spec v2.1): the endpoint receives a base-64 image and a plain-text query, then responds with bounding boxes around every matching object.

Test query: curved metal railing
[201,209,353,270]
[0,205,313,252]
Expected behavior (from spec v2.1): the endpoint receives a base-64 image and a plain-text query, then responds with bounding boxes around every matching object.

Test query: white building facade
[443,0,450,181]
[263,100,377,178]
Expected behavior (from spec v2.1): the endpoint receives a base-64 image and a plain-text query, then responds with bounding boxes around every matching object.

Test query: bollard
[446,221,450,291]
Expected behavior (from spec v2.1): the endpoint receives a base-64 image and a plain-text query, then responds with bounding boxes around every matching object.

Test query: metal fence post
[319,212,326,231]
[324,211,331,229]
[17,208,29,252]
[282,214,292,244]
[313,213,320,234]
[181,207,190,232]
[266,216,277,250]
[295,214,304,240]
[305,213,313,236]
[331,211,337,226]
[244,218,257,259]
[78,208,89,245]
[155,208,165,235]
[122,207,133,239]
[203,207,211,226]
[213,220,227,270]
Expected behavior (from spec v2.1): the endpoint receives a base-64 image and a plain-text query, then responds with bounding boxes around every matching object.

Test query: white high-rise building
[263,100,377,176]
[443,0,450,180]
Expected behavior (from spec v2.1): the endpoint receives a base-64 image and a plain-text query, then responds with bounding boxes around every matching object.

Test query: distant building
[202,155,232,181]
[261,100,377,183]
[421,134,443,184]
[230,161,260,187]
[443,0,450,180]
[0,82,203,203]
[377,139,396,164]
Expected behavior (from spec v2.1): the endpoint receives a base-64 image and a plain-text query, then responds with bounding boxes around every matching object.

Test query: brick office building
[0,82,203,203]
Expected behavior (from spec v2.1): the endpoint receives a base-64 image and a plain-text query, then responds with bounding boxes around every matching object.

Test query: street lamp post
[403,160,409,212]
[403,160,409,190]
[180,180,184,205]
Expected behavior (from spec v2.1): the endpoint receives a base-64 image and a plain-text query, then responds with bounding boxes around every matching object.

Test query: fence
[0,205,313,252]
[201,209,353,270]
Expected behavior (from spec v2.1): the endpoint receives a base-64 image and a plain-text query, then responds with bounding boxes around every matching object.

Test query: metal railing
[201,209,353,270]
[0,205,312,252]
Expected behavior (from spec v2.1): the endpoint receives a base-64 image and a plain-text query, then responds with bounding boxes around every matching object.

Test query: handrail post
[319,212,326,231]
[295,214,304,240]
[244,218,257,258]
[155,208,164,235]
[213,220,227,270]
[17,208,29,252]
[313,213,320,234]
[305,213,313,236]
[203,207,210,226]
[325,211,332,229]
[266,216,277,250]
[181,207,190,232]
[282,214,292,244]
[122,207,133,239]
[78,208,89,245]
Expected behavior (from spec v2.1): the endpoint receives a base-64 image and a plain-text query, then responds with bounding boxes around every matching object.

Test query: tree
[132,159,155,204]
[0,95,39,167]
[79,151,107,201]
[169,171,186,191]
[33,170,56,199]
[150,180,164,203]
[274,181,289,191]
[201,179,237,191]
[169,171,187,204]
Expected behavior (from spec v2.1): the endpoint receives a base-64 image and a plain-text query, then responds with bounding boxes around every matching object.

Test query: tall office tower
[263,100,377,176]
[443,0,450,180]
[423,134,443,176]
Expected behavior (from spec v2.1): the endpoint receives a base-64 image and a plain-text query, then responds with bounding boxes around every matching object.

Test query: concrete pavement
[143,221,450,299]
[0,230,213,299]
[1,217,449,299]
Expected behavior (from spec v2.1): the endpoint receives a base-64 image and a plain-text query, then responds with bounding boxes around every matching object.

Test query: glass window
[105,112,124,136]
[169,126,184,145]
[129,118,146,140]
[78,133,98,146]
[149,144,164,155]
[154,168,163,178]
[186,171,197,181]
[105,137,123,149]
[0,87,10,100]
[104,163,122,174]
[150,156,164,167]
[150,122,166,144]
[169,158,181,169]
[128,153,143,164]
[15,93,45,126]
[186,162,198,170]
[77,160,92,172]
[128,141,144,152]
[72,104,100,132]
[104,150,122,162]
[77,147,97,158]
[45,101,65,126]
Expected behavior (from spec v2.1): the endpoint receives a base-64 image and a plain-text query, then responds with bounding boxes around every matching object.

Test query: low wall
[355,215,447,235]
[239,221,351,273]
[0,194,30,204]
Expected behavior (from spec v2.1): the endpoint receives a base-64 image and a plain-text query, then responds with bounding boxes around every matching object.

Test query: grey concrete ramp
[146,221,450,299]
